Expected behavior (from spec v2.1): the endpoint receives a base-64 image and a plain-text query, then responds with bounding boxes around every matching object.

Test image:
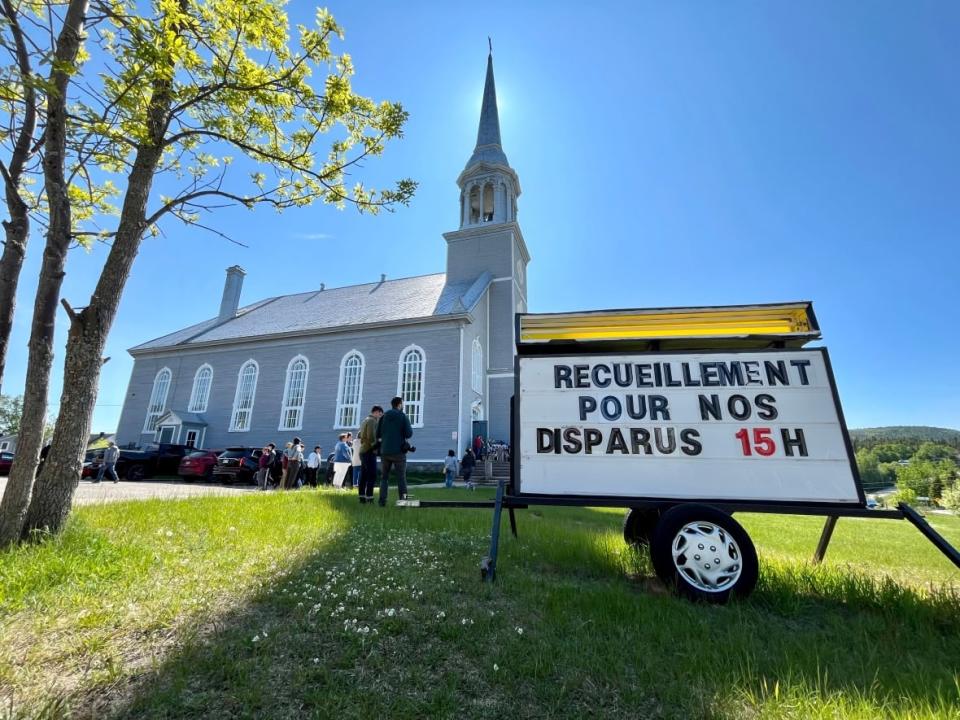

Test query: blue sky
[3,0,959,433]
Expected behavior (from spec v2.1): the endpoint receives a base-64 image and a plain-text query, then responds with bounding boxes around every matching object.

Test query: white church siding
[118,321,464,460]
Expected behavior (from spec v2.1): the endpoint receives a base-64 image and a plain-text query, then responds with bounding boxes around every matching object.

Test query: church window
[482,182,494,222]
[143,368,171,433]
[188,364,213,413]
[397,345,425,427]
[230,360,259,432]
[335,351,365,428]
[280,355,309,430]
[469,185,481,224]
[471,338,483,394]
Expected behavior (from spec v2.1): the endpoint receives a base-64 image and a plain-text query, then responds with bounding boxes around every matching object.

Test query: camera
[401,441,416,453]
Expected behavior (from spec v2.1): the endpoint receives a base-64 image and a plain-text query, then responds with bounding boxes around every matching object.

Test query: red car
[178,449,224,481]
[0,451,13,476]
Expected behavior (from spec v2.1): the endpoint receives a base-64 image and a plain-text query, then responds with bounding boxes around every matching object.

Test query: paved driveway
[0,476,256,505]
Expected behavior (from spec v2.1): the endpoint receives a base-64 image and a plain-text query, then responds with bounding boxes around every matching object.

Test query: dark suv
[86,443,194,481]
[212,447,261,484]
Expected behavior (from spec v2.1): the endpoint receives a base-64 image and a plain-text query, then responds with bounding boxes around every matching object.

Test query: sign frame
[511,345,866,511]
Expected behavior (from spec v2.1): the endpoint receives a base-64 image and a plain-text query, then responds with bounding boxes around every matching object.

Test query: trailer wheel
[650,504,758,604]
[622,508,662,546]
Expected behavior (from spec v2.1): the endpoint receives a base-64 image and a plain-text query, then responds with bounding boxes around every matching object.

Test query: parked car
[212,447,261,484]
[86,443,194,481]
[0,451,13,476]
[178,449,224,482]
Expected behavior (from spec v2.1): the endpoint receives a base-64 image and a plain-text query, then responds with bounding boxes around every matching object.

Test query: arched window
[230,360,259,432]
[469,185,480,224]
[397,345,425,427]
[471,339,483,394]
[482,182,494,222]
[188,364,213,413]
[279,355,309,430]
[335,351,365,427]
[143,368,172,433]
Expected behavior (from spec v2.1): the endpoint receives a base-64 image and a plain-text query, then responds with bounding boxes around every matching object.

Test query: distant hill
[849,426,960,444]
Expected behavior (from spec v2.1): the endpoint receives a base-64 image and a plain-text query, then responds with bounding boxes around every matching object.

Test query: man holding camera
[376,395,413,507]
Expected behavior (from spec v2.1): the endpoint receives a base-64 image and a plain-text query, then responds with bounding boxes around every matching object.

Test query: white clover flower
[494,663,499,672]
[228,526,236,532]
[436,611,446,619]
[516,627,523,635]
[252,635,260,643]
[165,530,173,537]
[313,658,320,664]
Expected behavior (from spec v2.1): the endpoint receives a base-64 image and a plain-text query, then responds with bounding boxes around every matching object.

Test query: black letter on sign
[755,393,778,420]
[536,428,555,453]
[790,359,812,385]
[782,428,808,457]
[555,365,573,388]
[584,428,603,454]
[601,396,622,421]
[765,360,788,386]
[606,428,629,454]
[574,365,590,388]
[727,395,751,421]
[630,428,652,455]
[699,394,722,421]
[649,395,671,421]
[562,428,583,454]
[579,396,597,421]
[654,427,676,454]
[680,429,702,456]
[592,364,611,388]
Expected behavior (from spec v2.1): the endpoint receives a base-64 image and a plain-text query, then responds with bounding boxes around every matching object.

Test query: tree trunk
[0,0,89,546]
[0,197,30,397]
[0,0,39,395]
[23,71,174,536]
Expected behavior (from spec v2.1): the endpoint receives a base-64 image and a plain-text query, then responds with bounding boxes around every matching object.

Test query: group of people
[256,396,415,506]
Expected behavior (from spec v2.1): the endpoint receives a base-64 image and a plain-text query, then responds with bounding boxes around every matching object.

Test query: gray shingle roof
[130,272,491,353]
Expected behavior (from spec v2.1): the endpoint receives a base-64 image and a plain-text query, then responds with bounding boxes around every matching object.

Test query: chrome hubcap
[671,521,742,593]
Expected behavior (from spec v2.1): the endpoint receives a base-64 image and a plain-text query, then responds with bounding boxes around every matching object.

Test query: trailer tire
[650,503,758,604]
[623,508,662,546]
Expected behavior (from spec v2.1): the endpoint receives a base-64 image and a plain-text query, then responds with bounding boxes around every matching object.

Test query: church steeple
[457,46,520,229]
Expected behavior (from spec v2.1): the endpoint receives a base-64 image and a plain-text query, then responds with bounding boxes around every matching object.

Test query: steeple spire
[464,46,509,171]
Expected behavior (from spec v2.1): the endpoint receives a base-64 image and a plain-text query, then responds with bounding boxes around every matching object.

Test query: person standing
[305,445,322,487]
[376,396,412,506]
[349,432,362,490]
[474,434,484,461]
[257,444,275,490]
[333,433,352,489]
[461,447,477,490]
[443,449,458,489]
[357,405,383,503]
[283,438,304,490]
[95,441,120,484]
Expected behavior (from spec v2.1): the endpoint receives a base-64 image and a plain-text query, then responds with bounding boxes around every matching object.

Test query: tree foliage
[0,393,22,435]
[0,0,416,544]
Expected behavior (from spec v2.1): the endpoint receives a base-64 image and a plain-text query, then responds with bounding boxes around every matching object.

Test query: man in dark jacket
[376,396,413,506]
[358,405,384,503]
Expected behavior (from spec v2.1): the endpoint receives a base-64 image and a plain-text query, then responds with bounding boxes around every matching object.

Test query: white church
[115,52,531,463]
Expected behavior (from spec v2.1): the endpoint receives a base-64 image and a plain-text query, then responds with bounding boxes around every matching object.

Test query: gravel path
[0,476,256,506]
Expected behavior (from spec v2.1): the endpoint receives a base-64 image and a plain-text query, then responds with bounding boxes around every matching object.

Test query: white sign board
[517,349,862,504]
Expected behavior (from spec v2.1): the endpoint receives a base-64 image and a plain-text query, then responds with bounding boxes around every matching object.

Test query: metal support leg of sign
[481,477,507,583]
[900,503,960,569]
[812,515,839,565]
[508,506,518,538]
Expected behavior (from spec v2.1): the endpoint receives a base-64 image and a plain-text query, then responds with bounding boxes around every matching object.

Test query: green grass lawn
[0,488,958,719]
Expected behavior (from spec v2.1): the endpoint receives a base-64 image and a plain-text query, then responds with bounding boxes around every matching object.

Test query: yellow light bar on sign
[518,303,819,345]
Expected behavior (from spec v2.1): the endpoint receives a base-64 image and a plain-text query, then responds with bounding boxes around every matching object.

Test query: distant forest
[849,426,960,451]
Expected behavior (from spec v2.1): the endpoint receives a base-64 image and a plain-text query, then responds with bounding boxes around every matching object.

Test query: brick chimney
[218,265,245,321]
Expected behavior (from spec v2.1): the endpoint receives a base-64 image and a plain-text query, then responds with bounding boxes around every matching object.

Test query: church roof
[130,272,492,353]
[463,52,510,171]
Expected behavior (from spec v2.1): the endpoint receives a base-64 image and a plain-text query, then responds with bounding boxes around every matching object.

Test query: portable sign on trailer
[400,302,960,603]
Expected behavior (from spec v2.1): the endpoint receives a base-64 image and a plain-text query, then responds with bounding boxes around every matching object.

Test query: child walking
[443,449,458,489]
[461,447,477,490]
